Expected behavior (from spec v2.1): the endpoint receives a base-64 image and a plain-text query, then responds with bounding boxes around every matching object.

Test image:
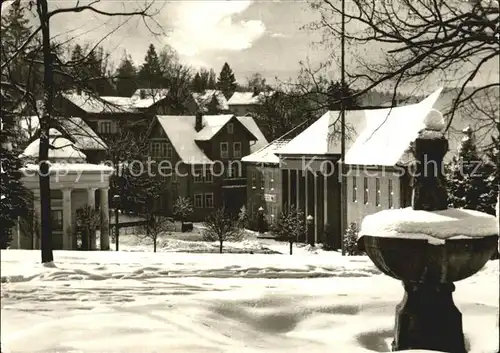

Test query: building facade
[148,114,267,221]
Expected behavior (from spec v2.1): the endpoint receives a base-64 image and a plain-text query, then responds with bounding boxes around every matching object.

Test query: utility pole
[340,0,347,256]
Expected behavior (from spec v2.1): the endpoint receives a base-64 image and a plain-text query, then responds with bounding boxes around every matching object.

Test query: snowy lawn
[109,227,321,255]
[1,250,498,353]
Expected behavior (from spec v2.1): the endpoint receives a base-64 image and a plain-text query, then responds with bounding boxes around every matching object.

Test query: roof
[192,90,229,112]
[277,88,443,166]
[242,119,313,164]
[100,88,171,110]
[227,91,274,106]
[18,116,107,150]
[20,129,87,162]
[155,114,267,165]
[237,115,268,153]
[62,92,138,114]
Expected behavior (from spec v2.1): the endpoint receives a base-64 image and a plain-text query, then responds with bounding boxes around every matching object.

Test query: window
[205,169,213,183]
[220,142,229,158]
[352,177,357,202]
[193,169,203,183]
[375,178,381,206]
[150,142,160,157]
[194,194,203,208]
[364,177,369,204]
[227,123,234,134]
[51,210,63,231]
[165,143,173,158]
[99,121,112,134]
[204,193,214,208]
[388,179,394,209]
[233,142,242,158]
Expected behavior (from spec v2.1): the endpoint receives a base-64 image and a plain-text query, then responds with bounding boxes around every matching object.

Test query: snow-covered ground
[1,249,498,353]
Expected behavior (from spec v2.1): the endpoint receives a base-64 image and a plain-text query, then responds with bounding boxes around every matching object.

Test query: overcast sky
[3,0,498,90]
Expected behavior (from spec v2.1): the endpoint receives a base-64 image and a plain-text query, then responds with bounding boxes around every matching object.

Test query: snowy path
[1,250,498,353]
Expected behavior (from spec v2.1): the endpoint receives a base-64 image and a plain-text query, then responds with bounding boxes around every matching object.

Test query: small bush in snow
[173,197,193,230]
[343,222,363,256]
[273,205,305,255]
[237,205,248,229]
[203,208,243,253]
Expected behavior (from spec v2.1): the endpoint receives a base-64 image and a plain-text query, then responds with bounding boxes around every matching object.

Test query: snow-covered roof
[154,114,266,165]
[131,88,170,109]
[227,91,274,106]
[20,131,87,162]
[21,163,114,173]
[277,87,443,166]
[237,115,268,153]
[242,119,312,165]
[192,90,229,112]
[63,92,138,114]
[18,116,107,150]
[101,89,170,110]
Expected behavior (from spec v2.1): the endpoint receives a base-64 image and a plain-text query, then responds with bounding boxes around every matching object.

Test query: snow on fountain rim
[358,207,497,244]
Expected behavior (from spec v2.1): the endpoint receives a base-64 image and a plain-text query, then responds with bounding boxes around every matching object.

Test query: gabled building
[241,118,314,225]
[54,91,147,137]
[147,113,267,220]
[256,88,445,248]
[192,90,230,114]
[16,115,107,164]
[227,90,275,116]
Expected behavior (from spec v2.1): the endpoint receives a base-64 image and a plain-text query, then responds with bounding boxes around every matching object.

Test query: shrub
[237,205,249,229]
[76,206,100,250]
[173,197,193,230]
[273,205,305,254]
[343,222,363,256]
[203,208,243,253]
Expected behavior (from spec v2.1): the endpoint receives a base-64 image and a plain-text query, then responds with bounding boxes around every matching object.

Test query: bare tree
[307,0,499,131]
[1,0,161,263]
[202,208,243,254]
[139,214,172,253]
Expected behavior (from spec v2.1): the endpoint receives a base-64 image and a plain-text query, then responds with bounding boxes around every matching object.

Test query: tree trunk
[289,241,293,255]
[219,240,223,254]
[153,237,157,253]
[37,0,54,263]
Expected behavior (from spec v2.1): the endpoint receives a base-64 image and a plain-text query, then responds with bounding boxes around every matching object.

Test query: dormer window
[227,123,234,134]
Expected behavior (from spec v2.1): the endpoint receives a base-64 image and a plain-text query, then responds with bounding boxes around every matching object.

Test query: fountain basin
[358,235,498,283]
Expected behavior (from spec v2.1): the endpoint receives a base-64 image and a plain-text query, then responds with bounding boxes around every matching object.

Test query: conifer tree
[138,44,162,88]
[192,72,203,93]
[216,62,237,99]
[115,53,138,96]
[446,126,496,215]
[207,69,217,89]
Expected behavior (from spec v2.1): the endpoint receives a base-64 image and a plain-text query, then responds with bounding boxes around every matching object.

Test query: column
[287,170,292,210]
[324,173,328,227]
[314,172,319,243]
[305,170,309,221]
[100,187,110,250]
[33,190,41,250]
[295,170,300,212]
[88,188,97,250]
[62,188,72,250]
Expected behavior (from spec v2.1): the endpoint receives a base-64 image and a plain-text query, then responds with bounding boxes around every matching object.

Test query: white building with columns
[14,129,113,250]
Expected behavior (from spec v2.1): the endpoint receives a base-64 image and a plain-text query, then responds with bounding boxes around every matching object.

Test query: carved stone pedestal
[392,282,466,353]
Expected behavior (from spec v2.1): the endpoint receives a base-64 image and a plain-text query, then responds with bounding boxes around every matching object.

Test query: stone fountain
[357,110,498,353]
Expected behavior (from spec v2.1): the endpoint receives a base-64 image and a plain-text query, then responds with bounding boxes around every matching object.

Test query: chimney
[76,87,82,95]
[195,112,203,132]
[139,89,146,99]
